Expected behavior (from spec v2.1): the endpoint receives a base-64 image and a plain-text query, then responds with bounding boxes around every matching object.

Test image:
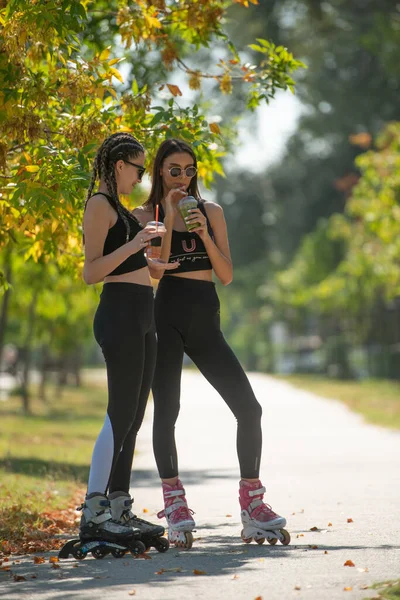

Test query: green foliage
[276,122,400,318]
[0,0,302,275]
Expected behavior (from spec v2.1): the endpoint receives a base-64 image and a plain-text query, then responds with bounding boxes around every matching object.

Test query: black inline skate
[59,493,146,560]
[109,491,169,553]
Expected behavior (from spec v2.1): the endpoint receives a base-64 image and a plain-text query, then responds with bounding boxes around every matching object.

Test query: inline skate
[109,491,169,553]
[239,480,290,546]
[59,493,146,559]
[157,479,195,549]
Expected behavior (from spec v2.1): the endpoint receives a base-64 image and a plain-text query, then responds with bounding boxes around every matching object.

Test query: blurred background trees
[215,0,400,379]
[1,0,400,413]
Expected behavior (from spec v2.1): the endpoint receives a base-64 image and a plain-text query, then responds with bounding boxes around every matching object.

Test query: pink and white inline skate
[239,480,290,546]
[157,479,195,549]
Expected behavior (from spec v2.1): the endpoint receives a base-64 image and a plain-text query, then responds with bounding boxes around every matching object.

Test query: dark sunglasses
[124,160,146,179]
[168,166,197,178]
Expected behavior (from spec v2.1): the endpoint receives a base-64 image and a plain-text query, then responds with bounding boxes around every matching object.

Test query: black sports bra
[93,193,147,276]
[158,201,214,274]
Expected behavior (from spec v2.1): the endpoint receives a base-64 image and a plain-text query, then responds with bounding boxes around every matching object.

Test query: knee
[153,400,180,431]
[239,398,262,425]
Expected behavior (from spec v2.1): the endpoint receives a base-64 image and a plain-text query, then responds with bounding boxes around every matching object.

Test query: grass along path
[0,376,108,556]
[276,375,400,429]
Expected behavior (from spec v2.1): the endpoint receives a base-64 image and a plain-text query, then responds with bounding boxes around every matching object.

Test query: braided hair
[85,132,145,242]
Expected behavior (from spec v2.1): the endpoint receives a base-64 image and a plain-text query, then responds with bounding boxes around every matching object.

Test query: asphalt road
[1,371,399,600]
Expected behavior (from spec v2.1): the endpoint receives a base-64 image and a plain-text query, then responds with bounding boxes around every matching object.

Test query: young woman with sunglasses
[65,132,181,559]
[134,139,289,549]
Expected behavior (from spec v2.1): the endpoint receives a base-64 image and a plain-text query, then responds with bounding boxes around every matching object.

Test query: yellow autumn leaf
[110,67,124,84]
[144,15,162,29]
[109,58,121,66]
[25,165,40,172]
[166,84,182,97]
[209,122,221,135]
[99,47,111,61]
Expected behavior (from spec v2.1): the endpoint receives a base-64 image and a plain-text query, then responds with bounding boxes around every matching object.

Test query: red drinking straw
[155,204,159,232]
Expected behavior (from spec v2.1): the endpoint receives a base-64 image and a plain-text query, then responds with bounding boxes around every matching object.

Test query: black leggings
[152,277,262,480]
[89,282,156,495]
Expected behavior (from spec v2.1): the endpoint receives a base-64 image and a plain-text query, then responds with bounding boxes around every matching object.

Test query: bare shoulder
[85,193,113,217]
[133,205,153,226]
[202,200,224,218]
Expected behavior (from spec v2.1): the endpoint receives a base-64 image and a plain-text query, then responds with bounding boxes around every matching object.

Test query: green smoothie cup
[177,196,200,232]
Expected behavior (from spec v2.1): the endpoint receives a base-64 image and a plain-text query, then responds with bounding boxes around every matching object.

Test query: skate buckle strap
[92,511,112,525]
[164,489,185,499]
[163,500,187,516]
[248,486,266,497]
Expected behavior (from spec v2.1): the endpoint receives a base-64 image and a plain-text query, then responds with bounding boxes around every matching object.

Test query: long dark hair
[145,138,201,215]
[85,132,145,241]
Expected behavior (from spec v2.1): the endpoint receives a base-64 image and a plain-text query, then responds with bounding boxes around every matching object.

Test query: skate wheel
[267,537,278,545]
[130,540,146,556]
[173,531,193,549]
[154,537,169,553]
[111,548,126,558]
[184,532,193,549]
[240,529,252,544]
[73,547,86,560]
[92,547,107,559]
[256,537,265,545]
[280,529,291,545]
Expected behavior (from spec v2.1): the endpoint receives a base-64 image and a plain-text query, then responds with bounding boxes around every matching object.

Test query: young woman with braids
[79,132,179,549]
[134,139,289,549]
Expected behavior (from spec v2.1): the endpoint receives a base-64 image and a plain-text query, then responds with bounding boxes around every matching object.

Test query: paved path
[1,371,399,599]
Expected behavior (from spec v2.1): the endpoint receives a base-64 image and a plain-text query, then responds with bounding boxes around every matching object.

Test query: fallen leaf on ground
[344,587,353,591]
[255,596,263,600]
[13,574,27,581]
[294,585,301,590]
[155,569,165,575]
[33,557,45,564]
[31,575,37,579]
[344,560,355,567]
[52,563,60,569]
[193,569,207,575]
[128,591,136,596]
[226,514,232,517]
[296,534,304,538]
[359,585,369,590]
[142,508,148,513]
[324,551,328,554]
[310,526,319,531]
[232,574,239,580]
[49,557,59,563]
[328,522,333,526]
[347,518,353,523]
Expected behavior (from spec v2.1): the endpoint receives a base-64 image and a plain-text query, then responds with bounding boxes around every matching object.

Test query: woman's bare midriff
[104,266,152,286]
[167,270,213,282]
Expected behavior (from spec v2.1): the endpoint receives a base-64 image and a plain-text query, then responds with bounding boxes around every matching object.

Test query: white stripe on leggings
[87,413,114,495]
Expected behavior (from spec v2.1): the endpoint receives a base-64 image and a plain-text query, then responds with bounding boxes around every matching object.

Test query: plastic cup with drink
[177,196,200,232]
[145,221,165,260]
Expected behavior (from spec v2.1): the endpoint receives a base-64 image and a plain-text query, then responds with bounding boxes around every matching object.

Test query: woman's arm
[187,202,233,286]
[83,196,157,285]
[132,205,180,279]
[134,190,185,280]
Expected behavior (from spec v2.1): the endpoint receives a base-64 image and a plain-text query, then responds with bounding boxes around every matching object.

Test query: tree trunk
[0,246,12,368]
[21,290,39,414]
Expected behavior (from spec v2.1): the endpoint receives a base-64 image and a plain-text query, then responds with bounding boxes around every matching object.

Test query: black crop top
[94,193,147,276]
[159,201,214,274]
